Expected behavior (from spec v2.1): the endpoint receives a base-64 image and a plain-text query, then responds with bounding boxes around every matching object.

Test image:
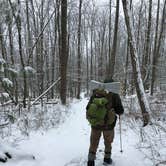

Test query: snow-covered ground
[1,98,153,166]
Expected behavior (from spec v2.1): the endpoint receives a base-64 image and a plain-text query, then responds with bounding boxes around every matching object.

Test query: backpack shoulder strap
[106,92,113,110]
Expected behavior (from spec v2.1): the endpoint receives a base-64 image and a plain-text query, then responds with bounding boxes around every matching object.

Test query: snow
[0,58,6,65]
[122,0,151,115]
[8,68,19,76]
[24,66,36,74]
[0,93,10,99]
[2,78,13,87]
[0,58,6,73]
[0,98,153,166]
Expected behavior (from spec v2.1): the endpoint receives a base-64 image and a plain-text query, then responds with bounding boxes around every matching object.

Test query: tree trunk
[109,0,120,79]
[8,18,14,65]
[83,16,89,95]
[51,2,58,99]
[123,38,129,96]
[8,0,27,108]
[25,0,32,64]
[90,21,94,80]
[76,0,83,99]
[142,0,152,87]
[60,0,68,104]
[98,18,106,81]
[122,0,150,126]
[0,26,7,62]
[150,0,166,95]
[136,0,143,51]
[107,0,112,76]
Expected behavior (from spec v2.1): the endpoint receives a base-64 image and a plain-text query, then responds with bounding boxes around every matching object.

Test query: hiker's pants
[88,128,114,161]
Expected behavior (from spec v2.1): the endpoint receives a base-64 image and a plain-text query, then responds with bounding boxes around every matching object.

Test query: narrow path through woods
[3,98,151,166]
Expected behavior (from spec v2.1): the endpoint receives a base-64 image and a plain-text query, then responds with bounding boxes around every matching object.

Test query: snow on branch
[0,58,6,73]
[122,0,151,126]
[2,78,13,88]
[24,66,36,75]
[0,93,10,99]
[8,68,19,77]
[0,58,6,65]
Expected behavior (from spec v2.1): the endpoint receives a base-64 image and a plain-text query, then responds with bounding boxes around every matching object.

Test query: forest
[0,0,166,165]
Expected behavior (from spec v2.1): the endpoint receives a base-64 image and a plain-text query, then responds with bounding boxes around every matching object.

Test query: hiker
[86,79,124,166]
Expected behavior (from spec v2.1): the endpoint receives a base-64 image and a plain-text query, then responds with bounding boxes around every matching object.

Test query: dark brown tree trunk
[8,0,27,108]
[107,0,112,76]
[0,26,7,62]
[90,23,93,80]
[8,17,19,104]
[136,0,143,51]
[8,19,14,65]
[51,2,58,99]
[98,18,106,81]
[76,0,83,99]
[60,0,68,104]
[142,0,152,87]
[123,39,129,96]
[57,0,61,77]
[109,0,120,79]
[25,0,32,63]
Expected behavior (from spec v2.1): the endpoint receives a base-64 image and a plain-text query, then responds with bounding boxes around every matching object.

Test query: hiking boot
[87,160,95,166]
[103,158,112,165]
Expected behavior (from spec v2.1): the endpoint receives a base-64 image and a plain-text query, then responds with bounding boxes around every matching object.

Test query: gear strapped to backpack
[87,89,116,128]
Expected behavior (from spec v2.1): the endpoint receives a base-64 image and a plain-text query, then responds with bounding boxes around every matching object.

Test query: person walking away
[86,79,124,166]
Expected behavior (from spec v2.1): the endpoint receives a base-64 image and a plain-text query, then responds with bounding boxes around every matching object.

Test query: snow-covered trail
[3,98,151,166]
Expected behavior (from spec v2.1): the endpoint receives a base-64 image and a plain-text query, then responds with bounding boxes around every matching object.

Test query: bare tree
[77,0,83,99]
[109,0,120,79]
[60,0,68,104]
[0,26,7,62]
[51,1,58,99]
[8,0,28,108]
[107,0,112,77]
[97,12,107,81]
[122,0,150,126]
[150,0,166,95]
[142,0,153,88]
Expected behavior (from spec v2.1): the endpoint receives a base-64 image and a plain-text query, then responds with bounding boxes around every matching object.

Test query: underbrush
[0,101,70,142]
[124,92,166,166]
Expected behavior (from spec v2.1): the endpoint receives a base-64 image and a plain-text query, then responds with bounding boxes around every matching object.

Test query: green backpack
[87,97,109,126]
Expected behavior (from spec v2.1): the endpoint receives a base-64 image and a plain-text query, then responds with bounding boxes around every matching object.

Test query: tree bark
[8,0,27,108]
[122,0,150,126]
[150,0,166,95]
[0,26,7,62]
[109,0,120,79]
[51,2,58,99]
[107,0,112,77]
[76,0,83,99]
[60,0,68,104]
[142,0,152,88]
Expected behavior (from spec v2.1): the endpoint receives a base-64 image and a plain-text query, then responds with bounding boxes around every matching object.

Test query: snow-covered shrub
[24,66,36,74]
[16,66,36,81]
[8,68,19,78]
[127,92,166,165]
[0,58,6,73]
[24,66,36,77]
[2,78,13,88]
[1,93,9,98]
[0,93,10,104]
[0,59,13,104]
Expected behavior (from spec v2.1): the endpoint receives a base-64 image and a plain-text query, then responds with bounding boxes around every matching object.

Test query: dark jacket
[86,90,124,130]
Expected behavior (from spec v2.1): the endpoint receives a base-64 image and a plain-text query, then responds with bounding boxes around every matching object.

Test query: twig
[30,77,61,107]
